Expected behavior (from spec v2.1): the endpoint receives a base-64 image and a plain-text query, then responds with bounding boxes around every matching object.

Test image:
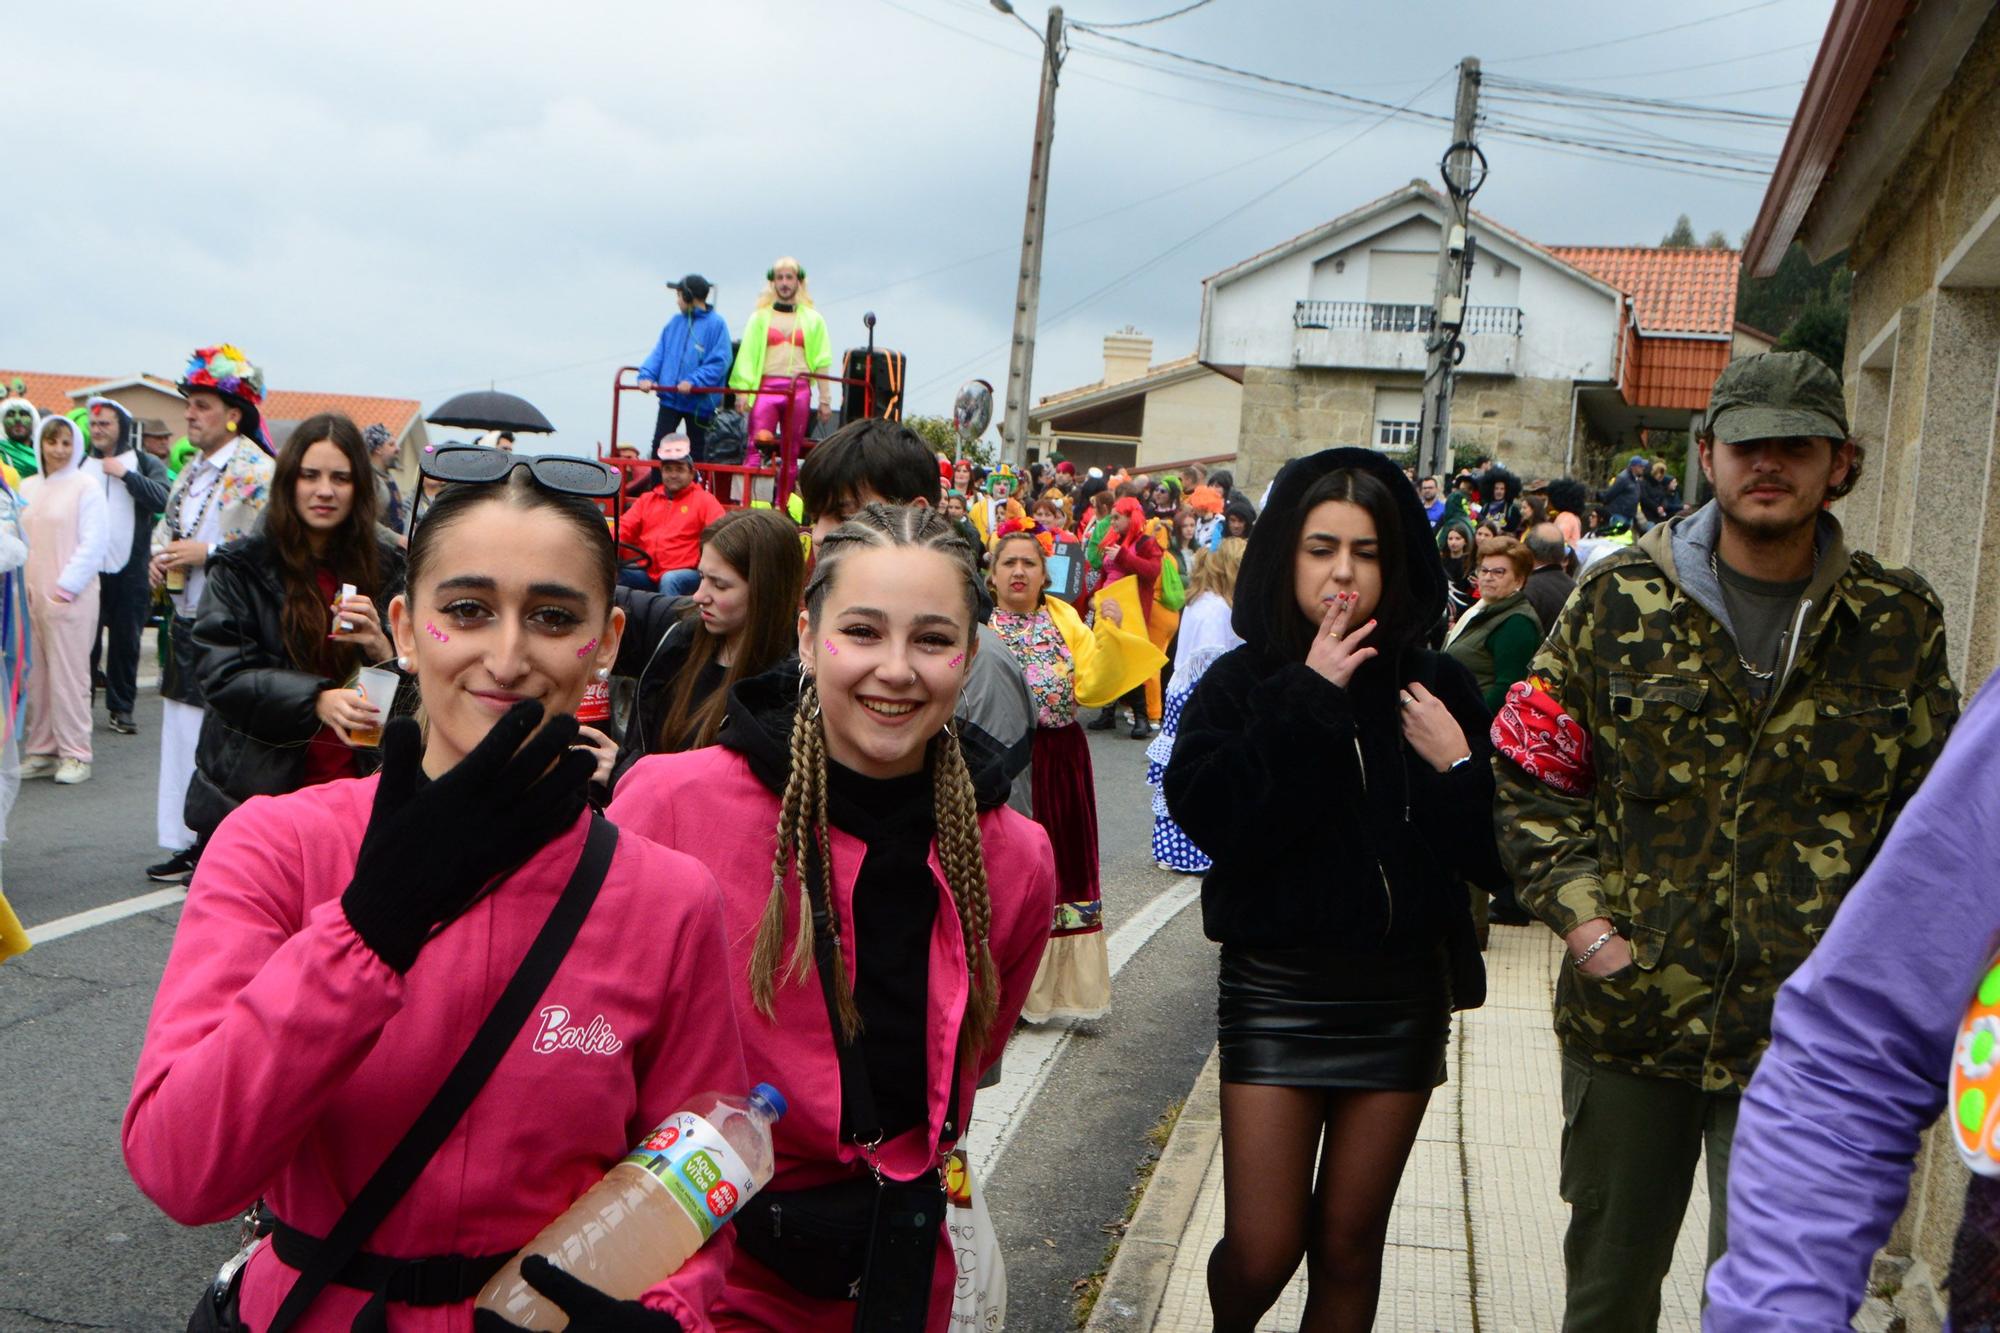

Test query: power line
[1071,0,1217,28]
[1063,25,1453,125]
[908,68,1454,400]
[1483,74,1793,125]
[1481,120,1772,178]
[1481,126,1775,186]
[1502,39,1817,84]
[1486,0,1792,64]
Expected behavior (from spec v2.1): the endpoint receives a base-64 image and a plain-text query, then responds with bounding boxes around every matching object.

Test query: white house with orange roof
[1192,181,1749,491]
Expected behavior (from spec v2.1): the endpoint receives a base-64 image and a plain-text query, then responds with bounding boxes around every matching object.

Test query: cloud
[7,0,1827,454]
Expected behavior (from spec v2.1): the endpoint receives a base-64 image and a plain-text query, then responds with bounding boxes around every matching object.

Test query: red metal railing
[606,361,879,514]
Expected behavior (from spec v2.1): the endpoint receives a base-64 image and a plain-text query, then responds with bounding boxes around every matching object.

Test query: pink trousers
[27,586,99,762]
[745,375,811,467]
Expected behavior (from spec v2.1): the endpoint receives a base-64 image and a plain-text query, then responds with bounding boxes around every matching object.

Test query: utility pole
[1000,4,1064,470]
[1418,57,1484,483]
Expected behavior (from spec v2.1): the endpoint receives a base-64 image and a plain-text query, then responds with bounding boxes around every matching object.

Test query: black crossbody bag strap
[266,815,619,1333]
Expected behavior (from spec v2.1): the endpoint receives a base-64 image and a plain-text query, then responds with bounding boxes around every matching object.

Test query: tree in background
[1737,241,1852,378]
[904,414,998,468]
[1662,214,1698,247]
[1703,229,1730,249]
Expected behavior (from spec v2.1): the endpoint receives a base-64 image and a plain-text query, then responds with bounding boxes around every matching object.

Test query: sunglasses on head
[419,445,620,498]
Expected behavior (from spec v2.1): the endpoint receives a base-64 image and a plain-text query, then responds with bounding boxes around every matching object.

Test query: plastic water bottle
[475,1084,787,1330]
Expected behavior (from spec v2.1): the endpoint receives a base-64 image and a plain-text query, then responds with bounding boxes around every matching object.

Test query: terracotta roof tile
[263,391,421,436]
[0,370,421,438]
[1545,246,1741,335]
[0,370,106,416]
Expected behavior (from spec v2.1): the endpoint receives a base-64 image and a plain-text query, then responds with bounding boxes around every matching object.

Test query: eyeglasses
[1476,566,1513,580]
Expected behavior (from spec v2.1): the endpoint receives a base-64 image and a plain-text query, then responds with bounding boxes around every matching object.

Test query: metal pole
[1418,57,1481,482]
[1000,6,1063,471]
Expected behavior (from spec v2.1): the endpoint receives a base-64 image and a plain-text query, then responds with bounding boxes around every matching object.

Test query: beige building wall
[1837,9,2000,693]
[1232,366,1573,494]
[1136,373,1242,468]
[1824,13,2000,1328]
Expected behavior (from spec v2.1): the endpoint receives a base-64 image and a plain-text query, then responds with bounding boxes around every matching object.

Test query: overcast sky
[8,0,1829,455]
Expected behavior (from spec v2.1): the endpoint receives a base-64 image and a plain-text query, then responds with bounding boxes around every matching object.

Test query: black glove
[470,1256,684,1332]
[342,700,595,972]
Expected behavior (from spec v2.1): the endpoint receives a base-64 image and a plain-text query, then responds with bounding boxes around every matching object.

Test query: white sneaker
[19,753,57,779]
[53,759,91,785]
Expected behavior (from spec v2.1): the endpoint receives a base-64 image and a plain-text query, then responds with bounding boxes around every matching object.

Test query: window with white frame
[1374,387,1422,450]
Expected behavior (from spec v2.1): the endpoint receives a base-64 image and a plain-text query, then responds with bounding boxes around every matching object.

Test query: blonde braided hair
[747,503,1001,1061]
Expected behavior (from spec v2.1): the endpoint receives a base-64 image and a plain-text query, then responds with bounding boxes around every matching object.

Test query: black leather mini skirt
[1216,944,1449,1090]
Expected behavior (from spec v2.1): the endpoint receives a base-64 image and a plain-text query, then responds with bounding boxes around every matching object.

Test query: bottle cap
[750,1082,788,1120]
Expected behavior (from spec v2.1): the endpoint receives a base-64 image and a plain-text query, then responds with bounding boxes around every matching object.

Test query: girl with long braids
[610,504,1056,1330]
[1165,448,1503,1333]
[987,526,1165,1023]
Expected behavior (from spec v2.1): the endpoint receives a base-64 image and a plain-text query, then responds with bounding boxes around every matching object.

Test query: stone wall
[1829,9,2000,1328]
[1234,366,1575,494]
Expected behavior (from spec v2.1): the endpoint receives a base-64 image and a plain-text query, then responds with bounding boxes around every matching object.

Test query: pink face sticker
[576,637,599,660]
[823,639,839,656]
[424,621,449,643]
[948,653,965,669]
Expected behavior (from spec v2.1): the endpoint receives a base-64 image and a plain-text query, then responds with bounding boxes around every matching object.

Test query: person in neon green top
[727,256,833,471]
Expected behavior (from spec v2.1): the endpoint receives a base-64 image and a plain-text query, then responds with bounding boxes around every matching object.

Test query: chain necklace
[1710,547,1777,683]
[169,450,226,543]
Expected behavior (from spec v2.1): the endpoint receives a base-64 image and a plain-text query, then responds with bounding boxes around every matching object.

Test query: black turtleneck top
[825,758,939,1141]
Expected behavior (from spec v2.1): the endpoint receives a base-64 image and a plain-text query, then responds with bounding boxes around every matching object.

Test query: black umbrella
[426,390,555,434]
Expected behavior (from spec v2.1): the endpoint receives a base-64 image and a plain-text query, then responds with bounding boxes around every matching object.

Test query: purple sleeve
[1705,684,2000,1330]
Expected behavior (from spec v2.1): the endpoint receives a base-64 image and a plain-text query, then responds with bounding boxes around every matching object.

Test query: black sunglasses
[407,445,621,538]
[418,445,620,498]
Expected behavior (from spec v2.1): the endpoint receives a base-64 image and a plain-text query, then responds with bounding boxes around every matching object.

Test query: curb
[1085,1045,1221,1332]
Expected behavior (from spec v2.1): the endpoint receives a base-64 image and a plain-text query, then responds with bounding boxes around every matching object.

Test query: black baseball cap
[669,274,711,302]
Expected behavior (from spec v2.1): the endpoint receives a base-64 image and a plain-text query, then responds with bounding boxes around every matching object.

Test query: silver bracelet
[1572,929,1617,968]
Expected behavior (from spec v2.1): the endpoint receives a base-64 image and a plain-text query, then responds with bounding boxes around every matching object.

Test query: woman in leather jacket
[186,415,403,839]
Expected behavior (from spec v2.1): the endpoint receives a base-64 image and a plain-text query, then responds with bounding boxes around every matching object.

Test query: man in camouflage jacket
[1493,351,1958,1332]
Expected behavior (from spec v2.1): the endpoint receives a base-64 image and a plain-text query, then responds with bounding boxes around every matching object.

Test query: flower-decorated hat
[178,343,266,445]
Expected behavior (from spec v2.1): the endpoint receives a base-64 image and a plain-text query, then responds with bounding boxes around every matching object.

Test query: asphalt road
[0,699,1215,1331]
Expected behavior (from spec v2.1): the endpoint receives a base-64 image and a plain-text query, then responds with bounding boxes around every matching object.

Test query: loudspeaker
[840,349,906,425]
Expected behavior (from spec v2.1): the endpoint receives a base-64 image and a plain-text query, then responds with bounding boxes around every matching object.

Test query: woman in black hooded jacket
[1163,447,1503,1333]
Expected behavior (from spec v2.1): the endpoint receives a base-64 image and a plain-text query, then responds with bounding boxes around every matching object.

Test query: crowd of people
[0,341,1991,1332]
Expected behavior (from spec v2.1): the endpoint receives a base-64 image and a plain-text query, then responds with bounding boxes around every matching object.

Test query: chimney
[1102,327,1153,385]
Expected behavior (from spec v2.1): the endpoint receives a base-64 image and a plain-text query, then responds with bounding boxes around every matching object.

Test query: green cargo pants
[1558,1050,1740,1332]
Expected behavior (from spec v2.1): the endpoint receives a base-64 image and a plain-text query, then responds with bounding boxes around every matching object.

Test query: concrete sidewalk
[1090,924,1712,1332]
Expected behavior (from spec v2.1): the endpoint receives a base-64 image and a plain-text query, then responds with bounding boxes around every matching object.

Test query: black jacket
[185,535,405,838]
[1163,448,1502,1000]
[609,589,702,785]
[1602,468,1643,522]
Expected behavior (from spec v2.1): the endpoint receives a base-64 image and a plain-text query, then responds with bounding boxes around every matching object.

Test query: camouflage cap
[1702,350,1849,444]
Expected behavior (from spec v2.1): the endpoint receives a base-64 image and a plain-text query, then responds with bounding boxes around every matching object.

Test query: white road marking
[966,878,1201,1180]
[25,888,188,946]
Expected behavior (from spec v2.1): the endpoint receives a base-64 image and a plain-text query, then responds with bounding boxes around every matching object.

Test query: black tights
[1207,1082,1431,1333]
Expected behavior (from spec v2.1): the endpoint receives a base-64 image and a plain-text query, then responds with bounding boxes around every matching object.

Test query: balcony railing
[1293,300,1524,336]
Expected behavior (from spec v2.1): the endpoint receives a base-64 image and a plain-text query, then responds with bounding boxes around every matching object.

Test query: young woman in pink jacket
[125,461,748,1331]
[609,504,1057,1331]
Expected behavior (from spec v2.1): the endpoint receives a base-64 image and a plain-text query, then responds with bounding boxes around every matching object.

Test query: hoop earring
[798,677,822,723]
[941,716,957,741]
